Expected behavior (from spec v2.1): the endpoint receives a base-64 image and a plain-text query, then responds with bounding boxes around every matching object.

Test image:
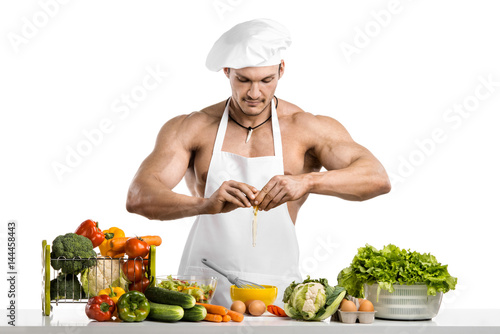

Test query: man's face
[224,62,283,117]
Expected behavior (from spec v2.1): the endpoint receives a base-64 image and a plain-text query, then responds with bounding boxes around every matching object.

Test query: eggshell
[340,299,349,309]
[231,300,246,314]
[340,300,357,312]
[243,299,256,314]
[244,299,255,308]
[358,300,374,312]
[248,300,266,316]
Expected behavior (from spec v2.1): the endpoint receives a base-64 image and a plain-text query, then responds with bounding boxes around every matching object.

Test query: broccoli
[50,274,85,300]
[51,233,97,274]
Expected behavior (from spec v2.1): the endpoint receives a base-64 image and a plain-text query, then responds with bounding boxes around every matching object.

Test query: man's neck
[228,98,273,128]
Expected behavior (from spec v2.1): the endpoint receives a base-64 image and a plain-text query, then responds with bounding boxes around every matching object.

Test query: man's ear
[223,68,230,78]
[279,60,285,79]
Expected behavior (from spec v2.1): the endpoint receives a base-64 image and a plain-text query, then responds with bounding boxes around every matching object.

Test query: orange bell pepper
[98,227,125,257]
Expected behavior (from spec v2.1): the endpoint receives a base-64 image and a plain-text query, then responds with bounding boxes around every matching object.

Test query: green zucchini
[147,302,184,322]
[145,286,196,309]
[181,304,207,322]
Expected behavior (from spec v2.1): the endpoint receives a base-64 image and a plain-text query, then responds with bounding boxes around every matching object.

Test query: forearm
[307,158,391,201]
[126,177,207,220]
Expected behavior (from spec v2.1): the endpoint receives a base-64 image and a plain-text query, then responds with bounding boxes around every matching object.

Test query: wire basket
[41,240,156,316]
[364,283,443,320]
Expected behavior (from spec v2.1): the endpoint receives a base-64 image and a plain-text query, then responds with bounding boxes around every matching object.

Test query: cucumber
[145,286,196,309]
[181,304,207,322]
[147,302,184,322]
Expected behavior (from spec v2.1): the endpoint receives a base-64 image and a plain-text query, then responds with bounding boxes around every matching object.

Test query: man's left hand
[254,174,311,211]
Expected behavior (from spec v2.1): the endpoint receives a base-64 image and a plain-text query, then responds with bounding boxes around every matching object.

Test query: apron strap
[214,97,282,158]
[212,99,230,153]
[270,96,282,158]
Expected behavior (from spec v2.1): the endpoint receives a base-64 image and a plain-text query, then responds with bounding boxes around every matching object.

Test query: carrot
[267,305,287,317]
[204,313,222,322]
[221,314,231,322]
[109,235,162,252]
[140,235,162,246]
[196,303,228,316]
[109,237,128,252]
[227,310,244,322]
[105,250,125,258]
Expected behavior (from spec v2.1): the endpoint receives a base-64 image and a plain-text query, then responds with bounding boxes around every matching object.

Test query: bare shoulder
[155,100,225,150]
[278,99,352,142]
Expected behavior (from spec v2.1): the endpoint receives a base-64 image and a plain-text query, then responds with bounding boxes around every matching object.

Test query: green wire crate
[41,240,156,316]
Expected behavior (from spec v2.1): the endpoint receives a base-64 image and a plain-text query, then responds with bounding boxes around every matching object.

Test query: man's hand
[203,180,259,214]
[254,175,311,211]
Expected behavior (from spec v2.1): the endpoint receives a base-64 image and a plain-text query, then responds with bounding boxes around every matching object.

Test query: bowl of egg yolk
[230,284,278,307]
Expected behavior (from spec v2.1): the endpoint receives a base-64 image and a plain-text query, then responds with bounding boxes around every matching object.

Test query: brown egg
[358,300,374,312]
[340,299,357,312]
[247,300,266,316]
[357,298,366,307]
[231,300,246,314]
[340,299,352,310]
[244,299,255,314]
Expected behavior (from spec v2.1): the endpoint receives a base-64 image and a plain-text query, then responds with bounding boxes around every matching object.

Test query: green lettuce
[337,244,457,298]
[283,276,346,321]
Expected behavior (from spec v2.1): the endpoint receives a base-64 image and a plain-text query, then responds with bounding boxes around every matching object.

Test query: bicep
[133,117,192,190]
[312,116,376,170]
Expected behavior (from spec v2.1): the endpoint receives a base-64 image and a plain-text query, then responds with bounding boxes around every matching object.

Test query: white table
[4,307,500,334]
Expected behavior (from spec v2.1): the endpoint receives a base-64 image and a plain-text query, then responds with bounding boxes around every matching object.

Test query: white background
[1,0,499,318]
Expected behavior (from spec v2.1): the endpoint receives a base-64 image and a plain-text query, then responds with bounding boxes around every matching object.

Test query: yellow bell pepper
[99,227,125,257]
[97,285,126,305]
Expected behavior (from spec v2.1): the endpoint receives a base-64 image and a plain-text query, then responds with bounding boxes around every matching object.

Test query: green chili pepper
[116,290,150,322]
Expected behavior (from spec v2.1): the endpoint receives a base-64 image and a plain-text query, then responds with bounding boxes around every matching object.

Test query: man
[126,19,391,307]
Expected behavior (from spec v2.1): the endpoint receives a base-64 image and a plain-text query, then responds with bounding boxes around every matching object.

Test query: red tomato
[129,277,150,293]
[122,259,144,282]
[125,237,150,258]
[142,253,149,267]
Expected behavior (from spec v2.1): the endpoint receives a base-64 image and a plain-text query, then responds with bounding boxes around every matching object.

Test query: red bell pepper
[85,295,115,322]
[75,219,105,248]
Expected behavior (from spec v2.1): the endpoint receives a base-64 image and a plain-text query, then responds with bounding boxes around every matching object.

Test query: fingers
[226,188,252,207]
[254,177,285,211]
[220,180,258,208]
[254,181,275,207]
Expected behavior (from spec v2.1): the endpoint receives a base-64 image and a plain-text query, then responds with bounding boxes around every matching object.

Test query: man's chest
[187,126,318,196]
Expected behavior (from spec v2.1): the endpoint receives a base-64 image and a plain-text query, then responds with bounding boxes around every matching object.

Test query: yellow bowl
[230,285,278,306]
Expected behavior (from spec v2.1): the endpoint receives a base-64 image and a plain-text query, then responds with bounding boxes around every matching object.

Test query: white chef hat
[206,18,291,72]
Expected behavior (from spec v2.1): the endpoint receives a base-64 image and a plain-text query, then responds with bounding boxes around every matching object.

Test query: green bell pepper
[116,290,150,322]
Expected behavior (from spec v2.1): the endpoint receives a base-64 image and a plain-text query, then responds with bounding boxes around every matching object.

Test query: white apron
[178,98,302,307]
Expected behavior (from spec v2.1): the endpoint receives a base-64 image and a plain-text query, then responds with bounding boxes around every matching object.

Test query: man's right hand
[203,180,258,214]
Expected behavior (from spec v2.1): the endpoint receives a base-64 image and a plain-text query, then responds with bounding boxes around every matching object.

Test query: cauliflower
[80,257,129,297]
[297,283,326,315]
[283,276,346,321]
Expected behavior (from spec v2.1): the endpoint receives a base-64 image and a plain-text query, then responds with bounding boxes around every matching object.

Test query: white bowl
[364,283,443,320]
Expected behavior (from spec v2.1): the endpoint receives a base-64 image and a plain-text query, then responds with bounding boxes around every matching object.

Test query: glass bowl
[230,284,278,306]
[156,275,218,304]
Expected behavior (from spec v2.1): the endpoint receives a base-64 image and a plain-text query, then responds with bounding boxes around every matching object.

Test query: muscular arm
[307,115,391,201]
[255,113,391,210]
[126,115,204,220]
[127,112,258,220]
